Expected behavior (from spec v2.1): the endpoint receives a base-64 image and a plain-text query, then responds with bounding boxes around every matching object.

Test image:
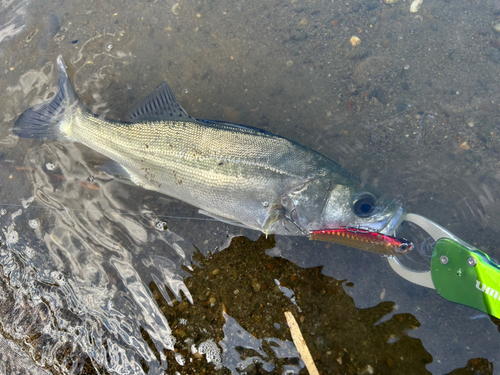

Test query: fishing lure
[310,227,414,256]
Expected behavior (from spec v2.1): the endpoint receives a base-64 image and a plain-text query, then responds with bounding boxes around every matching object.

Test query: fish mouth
[378,204,407,236]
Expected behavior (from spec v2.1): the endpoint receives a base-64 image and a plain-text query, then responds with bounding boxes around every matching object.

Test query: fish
[13,56,408,255]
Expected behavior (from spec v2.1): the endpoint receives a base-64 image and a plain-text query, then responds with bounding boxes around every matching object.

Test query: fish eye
[353,194,376,217]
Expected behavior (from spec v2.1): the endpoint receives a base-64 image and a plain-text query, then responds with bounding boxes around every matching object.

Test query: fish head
[317,184,406,235]
[290,178,405,236]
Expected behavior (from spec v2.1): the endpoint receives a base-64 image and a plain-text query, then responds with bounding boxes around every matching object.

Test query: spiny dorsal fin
[127,82,193,122]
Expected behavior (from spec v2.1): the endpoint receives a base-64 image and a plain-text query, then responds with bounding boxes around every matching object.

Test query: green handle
[431,238,500,318]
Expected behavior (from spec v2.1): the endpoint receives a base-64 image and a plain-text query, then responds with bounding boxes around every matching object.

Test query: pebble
[299,18,308,26]
[171,3,180,15]
[251,278,261,292]
[384,0,398,3]
[350,36,361,46]
[410,0,423,13]
[359,364,374,375]
[459,141,470,150]
[493,23,500,32]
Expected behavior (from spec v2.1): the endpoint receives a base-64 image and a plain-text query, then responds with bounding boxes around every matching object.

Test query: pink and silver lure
[310,227,414,256]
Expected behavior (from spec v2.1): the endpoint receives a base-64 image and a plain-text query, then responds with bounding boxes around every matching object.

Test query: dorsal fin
[127,82,193,122]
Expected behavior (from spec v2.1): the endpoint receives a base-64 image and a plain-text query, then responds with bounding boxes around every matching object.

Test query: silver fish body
[13,56,405,240]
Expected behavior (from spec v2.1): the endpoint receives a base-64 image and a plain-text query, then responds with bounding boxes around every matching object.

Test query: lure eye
[397,239,414,253]
[353,194,376,217]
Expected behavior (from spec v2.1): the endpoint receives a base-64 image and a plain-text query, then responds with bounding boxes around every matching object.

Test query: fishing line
[0,203,217,221]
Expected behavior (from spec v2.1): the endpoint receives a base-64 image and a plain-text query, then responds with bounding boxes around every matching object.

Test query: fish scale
[69,111,310,232]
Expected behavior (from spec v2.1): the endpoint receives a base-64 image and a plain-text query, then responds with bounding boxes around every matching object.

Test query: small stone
[251,278,261,292]
[299,18,308,26]
[410,0,422,13]
[350,36,361,46]
[171,2,180,15]
[212,268,220,275]
[494,23,500,32]
[359,364,374,375]
[286,60,294,67]
[174,327,186,338]
[384,0,398,4]
[459,141,470,150]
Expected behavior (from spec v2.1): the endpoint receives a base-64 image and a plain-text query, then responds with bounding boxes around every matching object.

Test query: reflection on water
[0,0,27,46]
[1,142,191,373]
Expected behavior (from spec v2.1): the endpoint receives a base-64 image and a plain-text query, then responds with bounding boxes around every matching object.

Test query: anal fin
[95,161,133,184]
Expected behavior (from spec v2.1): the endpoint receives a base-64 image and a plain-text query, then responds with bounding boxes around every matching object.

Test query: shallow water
[1,0,500,373]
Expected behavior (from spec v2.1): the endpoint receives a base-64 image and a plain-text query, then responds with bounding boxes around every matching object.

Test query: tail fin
[13,56,79,140]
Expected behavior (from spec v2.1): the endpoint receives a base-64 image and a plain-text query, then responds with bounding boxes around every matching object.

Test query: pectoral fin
[263,207,286,237]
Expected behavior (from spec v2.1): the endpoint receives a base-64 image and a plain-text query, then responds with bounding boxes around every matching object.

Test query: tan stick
[284,311,320,375]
